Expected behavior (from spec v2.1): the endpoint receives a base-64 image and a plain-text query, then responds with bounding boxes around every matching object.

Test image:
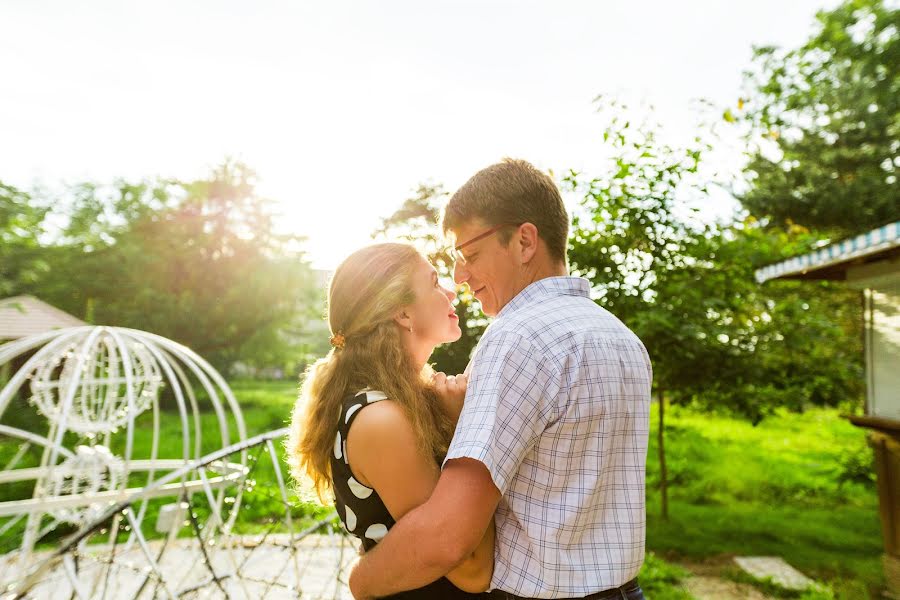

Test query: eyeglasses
[447,223,522,265]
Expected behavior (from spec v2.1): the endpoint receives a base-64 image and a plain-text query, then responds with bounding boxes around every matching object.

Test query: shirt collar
[496,276,591,319]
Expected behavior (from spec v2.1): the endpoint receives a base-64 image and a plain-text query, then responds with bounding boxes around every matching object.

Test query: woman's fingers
[433,372,466,399]
[449,373,466,393]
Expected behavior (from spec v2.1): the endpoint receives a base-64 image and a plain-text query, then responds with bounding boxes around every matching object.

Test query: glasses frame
[447,222,523,265]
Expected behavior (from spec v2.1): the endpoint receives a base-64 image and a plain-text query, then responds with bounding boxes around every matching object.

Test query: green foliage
[16,161,321,373]
[739,0,899,234]
[565,101,864,422]
[0,181,50,297]
[835,442,877,487]
[374,183,486,374]
[647,406,876,510]
[639,552,694,599]
[564,99,716,398]
[675,223,864,422]
[646,405,883,594]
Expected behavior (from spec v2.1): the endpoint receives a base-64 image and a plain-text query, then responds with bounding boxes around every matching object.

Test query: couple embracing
[288,159,651,600]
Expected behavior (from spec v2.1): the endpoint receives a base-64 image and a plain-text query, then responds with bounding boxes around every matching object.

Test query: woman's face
[406,256,461,347]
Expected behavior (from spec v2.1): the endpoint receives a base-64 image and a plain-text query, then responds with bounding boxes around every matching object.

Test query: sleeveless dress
[330,389,487,600]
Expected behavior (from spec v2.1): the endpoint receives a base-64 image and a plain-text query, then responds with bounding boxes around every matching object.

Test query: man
[349,159,651,600]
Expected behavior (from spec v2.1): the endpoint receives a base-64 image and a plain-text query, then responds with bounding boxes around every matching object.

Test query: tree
[373,184,486,374]
[565,101,864,518]
[678,223,864,422]
[0,182,49,297]
[738,0,899,234]
[25,162,321,373]
[564,101,720,519]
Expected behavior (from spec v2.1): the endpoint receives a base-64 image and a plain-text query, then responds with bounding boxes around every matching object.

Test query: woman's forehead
[414,255,437,276]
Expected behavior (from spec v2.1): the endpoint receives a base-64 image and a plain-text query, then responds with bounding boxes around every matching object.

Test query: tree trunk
[658,387,669,521]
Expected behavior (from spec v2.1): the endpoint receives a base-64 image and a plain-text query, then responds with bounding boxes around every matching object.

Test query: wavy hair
[286,243,455,502]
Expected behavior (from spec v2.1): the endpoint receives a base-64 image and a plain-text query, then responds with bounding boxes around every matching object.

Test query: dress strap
[338,389,388,436]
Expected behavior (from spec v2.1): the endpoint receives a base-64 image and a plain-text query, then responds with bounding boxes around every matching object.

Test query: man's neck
[514,260,569,296]
[531,258,568,281]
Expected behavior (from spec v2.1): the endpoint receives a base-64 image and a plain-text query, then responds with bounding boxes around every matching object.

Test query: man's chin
[477,301,497,317]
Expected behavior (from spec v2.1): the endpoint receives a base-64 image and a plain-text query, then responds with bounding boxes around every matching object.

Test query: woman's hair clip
[329,332,346,350]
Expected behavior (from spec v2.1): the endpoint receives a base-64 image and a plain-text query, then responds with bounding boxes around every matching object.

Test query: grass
[638,551,694,599]
[645,403,883,598]
[0,380,886,597]
[0,378,326,552]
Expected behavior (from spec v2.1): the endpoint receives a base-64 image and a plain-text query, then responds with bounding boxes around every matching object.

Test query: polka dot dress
[329,389,488,599]
[331,389,394,551]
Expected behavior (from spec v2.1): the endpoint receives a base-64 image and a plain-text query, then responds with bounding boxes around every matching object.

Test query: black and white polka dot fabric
[329,389,487,599]
[330,388,394,551]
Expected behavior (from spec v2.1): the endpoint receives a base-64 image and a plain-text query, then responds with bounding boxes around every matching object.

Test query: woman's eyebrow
[431,271,439,283]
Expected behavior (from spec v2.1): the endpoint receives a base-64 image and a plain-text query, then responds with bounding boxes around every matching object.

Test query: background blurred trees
[0,182,49,298]
[565,101,864,425]
[3,161,322,373]
[563,100,864,517]
[737,0,899,234]
[0,0,884,402]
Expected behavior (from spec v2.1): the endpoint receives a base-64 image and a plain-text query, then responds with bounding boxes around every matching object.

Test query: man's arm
[348,457,501,599]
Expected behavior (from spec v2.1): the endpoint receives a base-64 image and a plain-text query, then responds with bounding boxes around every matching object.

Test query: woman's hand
[432,372,467,424]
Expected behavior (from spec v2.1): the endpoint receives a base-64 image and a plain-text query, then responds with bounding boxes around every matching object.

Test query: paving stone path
[1,534,359,599]
[4,540,823,600]
[684,575,775,600]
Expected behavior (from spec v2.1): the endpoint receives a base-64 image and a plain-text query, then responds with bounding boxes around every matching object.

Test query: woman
[287,243,494,598]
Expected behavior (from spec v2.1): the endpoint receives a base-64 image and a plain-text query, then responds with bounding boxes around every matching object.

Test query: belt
[489,578,640,600]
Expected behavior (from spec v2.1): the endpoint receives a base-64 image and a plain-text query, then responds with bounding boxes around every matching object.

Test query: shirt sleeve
[443,330,557,495]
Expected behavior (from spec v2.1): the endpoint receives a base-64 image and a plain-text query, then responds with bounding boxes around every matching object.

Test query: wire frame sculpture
[0,327,356,598]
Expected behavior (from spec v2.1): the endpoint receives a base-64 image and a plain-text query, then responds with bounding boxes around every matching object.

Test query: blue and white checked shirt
[444,276,651,598]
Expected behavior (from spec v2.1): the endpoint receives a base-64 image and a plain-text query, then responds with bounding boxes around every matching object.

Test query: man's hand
[432,372,467,423]
[345,458,500,599]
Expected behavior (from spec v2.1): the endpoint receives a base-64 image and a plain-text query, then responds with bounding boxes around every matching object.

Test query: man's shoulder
[490,294,636,346]
[475,298,649,381]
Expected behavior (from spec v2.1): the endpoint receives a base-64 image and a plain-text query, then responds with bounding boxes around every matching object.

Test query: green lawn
[0,379,330,552]
[0,380,885,598]
[645,404,883,598]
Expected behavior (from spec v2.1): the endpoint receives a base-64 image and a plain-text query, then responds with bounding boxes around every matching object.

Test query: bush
[639,552,693,599]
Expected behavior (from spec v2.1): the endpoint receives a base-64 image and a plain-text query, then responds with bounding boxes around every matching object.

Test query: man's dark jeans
[488,578,646,600]
[618,579,646,600]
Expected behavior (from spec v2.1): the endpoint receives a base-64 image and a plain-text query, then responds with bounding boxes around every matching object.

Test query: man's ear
[393,309,412,332]
[517,223,539,264]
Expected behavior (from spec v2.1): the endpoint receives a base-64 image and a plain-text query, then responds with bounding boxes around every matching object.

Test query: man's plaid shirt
[445,276,651,598]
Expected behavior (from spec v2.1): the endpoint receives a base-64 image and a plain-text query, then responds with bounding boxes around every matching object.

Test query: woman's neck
[404,334,434,373]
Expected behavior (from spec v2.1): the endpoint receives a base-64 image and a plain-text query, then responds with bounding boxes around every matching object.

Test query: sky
[1,0,839,269]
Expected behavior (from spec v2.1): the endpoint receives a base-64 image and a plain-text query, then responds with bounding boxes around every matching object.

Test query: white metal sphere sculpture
[28,332,162,433]
[0,326,249,593]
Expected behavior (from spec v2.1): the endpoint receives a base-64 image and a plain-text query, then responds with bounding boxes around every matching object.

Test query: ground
[0,379,885,598]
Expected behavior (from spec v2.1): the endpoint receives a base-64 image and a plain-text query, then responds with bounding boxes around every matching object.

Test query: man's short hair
[441,158,569,263]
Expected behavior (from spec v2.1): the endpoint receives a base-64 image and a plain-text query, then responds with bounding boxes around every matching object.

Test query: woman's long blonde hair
[286,243,456,502]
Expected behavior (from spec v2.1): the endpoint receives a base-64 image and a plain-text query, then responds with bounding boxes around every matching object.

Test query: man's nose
[453,261,468,285]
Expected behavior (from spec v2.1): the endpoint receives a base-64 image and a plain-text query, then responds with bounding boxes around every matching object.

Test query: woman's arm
[347,400,494,592]
[440,514,495,591]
